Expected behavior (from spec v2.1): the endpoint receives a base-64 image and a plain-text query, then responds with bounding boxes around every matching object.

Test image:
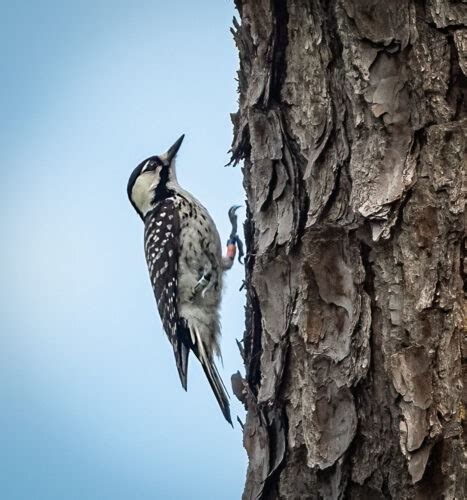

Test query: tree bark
[230,1,466,498]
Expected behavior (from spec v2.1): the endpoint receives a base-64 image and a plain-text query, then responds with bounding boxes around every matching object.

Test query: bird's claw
[227,205,245,264]
[228,205,242,236]
[193,273,211,298]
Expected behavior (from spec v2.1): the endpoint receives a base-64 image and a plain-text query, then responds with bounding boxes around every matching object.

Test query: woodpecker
[127,135,241,424]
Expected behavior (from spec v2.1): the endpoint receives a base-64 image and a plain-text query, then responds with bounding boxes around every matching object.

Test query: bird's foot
[192,272,212,298]
[225,205,245,266]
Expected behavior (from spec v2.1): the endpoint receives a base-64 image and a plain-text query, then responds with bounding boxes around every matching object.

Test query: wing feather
[144,198,190,386]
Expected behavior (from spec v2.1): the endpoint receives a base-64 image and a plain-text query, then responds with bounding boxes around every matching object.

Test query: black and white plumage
[127,135,238,424]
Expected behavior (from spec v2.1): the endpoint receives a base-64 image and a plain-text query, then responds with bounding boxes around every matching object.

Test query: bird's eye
[143,160,156,172]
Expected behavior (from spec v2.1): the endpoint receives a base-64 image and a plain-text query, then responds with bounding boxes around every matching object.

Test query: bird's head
[127,135,184,219]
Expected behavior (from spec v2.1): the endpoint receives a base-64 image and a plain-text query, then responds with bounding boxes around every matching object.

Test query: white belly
[175,194,224,355]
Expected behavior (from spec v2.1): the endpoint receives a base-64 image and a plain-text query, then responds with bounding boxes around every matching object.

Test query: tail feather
[173,339,189,391]
[191,326,232,425]
[174,320,232,425]
[199,354,232,425]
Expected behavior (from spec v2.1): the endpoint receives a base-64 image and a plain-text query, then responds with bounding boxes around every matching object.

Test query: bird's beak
[166,134,185,163]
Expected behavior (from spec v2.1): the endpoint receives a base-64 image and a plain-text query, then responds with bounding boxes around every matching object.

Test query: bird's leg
[192,272,212,298]
[222,205,245,270]
[200,275,215,298]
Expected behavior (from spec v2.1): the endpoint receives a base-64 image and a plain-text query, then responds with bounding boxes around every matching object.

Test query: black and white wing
[144,198,190,389]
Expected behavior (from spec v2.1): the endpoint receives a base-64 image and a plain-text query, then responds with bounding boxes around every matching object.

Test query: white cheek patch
[131,171,160,216]
[150,173,161,190]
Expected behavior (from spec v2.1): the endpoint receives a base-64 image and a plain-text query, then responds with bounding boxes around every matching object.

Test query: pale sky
[0,2,247,499]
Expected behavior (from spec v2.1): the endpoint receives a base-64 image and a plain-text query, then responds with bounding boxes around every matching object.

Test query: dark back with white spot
[144,198,190,385]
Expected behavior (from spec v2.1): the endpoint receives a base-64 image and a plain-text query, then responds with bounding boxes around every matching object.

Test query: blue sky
[0,2,246,499]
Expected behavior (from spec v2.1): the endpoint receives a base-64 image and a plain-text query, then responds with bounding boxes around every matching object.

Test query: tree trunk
[230,1,466,498]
